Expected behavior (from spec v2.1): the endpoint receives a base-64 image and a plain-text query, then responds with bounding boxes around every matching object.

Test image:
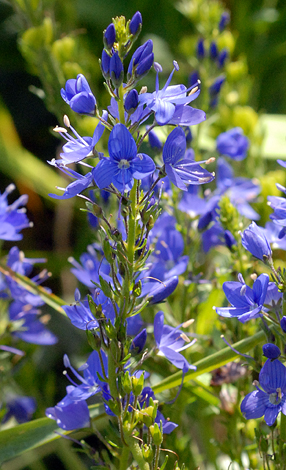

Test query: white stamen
[182,319,195,328]
[63,115,70,127]
[53,126,67,133]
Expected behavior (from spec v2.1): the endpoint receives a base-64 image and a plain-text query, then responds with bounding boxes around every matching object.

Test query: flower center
[118,159,130,169]
[269,388,282,405]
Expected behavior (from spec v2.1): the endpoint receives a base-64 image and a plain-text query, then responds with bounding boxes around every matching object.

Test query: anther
[63,115,70,127]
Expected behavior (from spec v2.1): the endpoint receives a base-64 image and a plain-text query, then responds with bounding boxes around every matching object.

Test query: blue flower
[46,400,90,431]
[63,289,115,331]
[215,273,269,323]
[92,123,155,193]
[49,168,93,200]
[0,184,30,241]
[154,311,196,372]
[241,221,272,261]
[202,222,236,252]
[2,396,36,424]
[61,74,96,114]
[162,127,214,190]
[139,61,205,126]
[51,112,108,166]
[241,358,286,426]
[216,127,249,161]
[268,185,286,238]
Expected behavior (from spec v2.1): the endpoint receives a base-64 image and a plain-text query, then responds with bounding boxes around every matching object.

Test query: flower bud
[209,75,225,97]
[219,12,230,32]
[132,372,144,396]
[127,40,154,80]
[196,38,205,59]
[142,444,153,462]
[86,329,101,351]
[217,48,228,68]
[104,23,116,49]
[129,11,142,35]
[122,371,132,394]
[149,423,163,445]
[209,41,218,60]
[262,343,281,360]
[241,222,272,261]
[124,89,139,113]
[131,328,147,354]
[281,316,286,333]
[110,52,124,89]
[101,49,111,79]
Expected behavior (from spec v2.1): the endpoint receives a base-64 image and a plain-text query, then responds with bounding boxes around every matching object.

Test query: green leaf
[0,405,104,465]
[0,107,66,202]
[0,261,66,315]
[260,114,286,159]
[196,288,224,335]
[153,328,267,394]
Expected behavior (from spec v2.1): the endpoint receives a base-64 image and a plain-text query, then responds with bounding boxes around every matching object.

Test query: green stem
[125,434,150,470]
[108,343,119,400]
[118,85,125,124]
[120,180,137,319]
[153,445,160,470]
[119,445,130,470]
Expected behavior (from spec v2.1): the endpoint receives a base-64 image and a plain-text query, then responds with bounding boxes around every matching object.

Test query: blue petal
[259,358,286,393]
[154,311,164,346]
[163,127,186,165]
[108,124,137,161]
[252,273,269,306]
[46,401,90,430]
[241,390,268,420]
[169,106,206,126]
[165,164,187,191]
[223,281,254,307]
[160,346,190,370]
[92,159,118,189]
[132,154,156,179]
[264,407,280,426]
[154,99,175,125]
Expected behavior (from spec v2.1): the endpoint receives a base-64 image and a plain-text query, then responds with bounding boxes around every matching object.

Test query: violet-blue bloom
[241,221,272,261]
[215,273,269,323]
[51,112,108,166]
[162,127,214,190]
[92,123,155,193]
[131,328,147,354]
[154,311,196,372]
[49,168,93,200]
[61,74,96,114]
[241,358,286,426]
[0,184,30,241]
[139,61,205,126]
[2,396,36,424]
[63,289,115,331]
[216,127,249,161]
[46,400,90,431]
[268,187,286,239]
